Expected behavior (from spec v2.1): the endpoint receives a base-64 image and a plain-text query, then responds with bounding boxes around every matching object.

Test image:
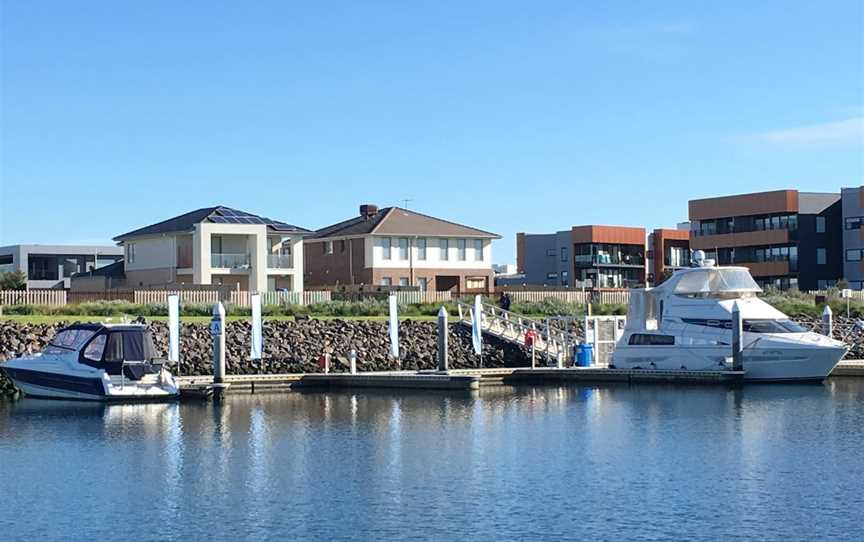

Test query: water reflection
[1,380,863,540]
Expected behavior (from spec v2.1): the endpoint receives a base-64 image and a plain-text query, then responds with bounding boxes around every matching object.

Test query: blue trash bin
[577,343,593,367]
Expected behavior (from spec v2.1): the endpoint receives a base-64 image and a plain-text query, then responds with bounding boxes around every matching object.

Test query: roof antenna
[401,198,413,209]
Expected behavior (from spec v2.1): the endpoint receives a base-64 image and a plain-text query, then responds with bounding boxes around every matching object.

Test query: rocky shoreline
[1,315,861,399]
[0,319,531,398]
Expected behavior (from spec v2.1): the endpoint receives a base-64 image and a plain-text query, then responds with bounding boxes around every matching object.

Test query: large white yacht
[611,253,847,381]
[1,323,179,400]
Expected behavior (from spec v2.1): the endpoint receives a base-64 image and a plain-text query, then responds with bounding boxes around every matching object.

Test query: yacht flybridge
[1,323,179,401]
[611,252,847,381]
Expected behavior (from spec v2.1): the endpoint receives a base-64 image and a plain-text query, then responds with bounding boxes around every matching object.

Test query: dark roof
[113,206,310,241]
[312,207,500,239]
[71,260,126,279]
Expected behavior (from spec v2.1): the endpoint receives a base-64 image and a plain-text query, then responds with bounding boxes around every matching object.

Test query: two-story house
[305,204,500,293]
[114,206,309,292]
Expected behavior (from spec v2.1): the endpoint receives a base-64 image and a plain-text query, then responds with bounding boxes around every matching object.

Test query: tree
[0,270,27,290]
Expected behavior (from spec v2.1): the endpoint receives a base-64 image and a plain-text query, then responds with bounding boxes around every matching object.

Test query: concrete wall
[518,232,572,287]
[0,244,123,289]
[843,187,864,288]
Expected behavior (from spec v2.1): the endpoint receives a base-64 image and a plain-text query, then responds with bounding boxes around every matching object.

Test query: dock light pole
[732,301,743,372]
[437,307,449,371]
[822,305,834,338]
[211,302,226,385]
[349,349,357,374]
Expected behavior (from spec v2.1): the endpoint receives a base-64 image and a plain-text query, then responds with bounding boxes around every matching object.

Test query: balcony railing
[267,254,293,269]
[211,253,250,269]
[574,254,644,266]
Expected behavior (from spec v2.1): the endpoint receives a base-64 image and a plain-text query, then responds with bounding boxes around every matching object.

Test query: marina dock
[176,360,864,398]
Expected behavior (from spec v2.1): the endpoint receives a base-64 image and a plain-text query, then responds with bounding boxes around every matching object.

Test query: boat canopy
[624,289,661,332]
[671,268,762,296]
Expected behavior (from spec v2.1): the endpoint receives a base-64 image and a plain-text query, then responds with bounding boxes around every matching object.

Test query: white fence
[504,290,631,305]
[134,290,221,305]
[0,290,68,306]
[245,290,332,307]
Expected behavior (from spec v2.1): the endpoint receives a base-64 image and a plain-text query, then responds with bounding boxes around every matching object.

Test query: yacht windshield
[681,318,809,333]
[674,268,761,297]
[44,328,98,354]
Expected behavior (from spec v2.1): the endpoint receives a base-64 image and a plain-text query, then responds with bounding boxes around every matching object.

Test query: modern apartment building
[516,225,648,288]
[113,206,309,292]
[304,204,500,293]
[0,244,123,289]
[841,186,864,289]
[647,228,690,286]
[689,189,842,290]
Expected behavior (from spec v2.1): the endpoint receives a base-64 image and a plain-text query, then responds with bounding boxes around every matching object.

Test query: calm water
[2,382,864,541]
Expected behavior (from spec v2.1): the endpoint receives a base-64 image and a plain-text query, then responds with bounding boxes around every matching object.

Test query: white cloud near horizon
[751,117,864,148]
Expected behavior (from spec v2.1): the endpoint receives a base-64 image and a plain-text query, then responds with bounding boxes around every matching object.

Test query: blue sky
[1,1,862,263]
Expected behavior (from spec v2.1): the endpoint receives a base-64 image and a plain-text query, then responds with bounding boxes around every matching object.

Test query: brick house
[304,204,500,293]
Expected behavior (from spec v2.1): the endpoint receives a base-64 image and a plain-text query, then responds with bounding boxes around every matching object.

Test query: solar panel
[219,209,237,217]
[210,216,228,223]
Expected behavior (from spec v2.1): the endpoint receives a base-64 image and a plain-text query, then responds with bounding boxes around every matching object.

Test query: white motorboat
[611,252,847,382]
[1,323,179,401]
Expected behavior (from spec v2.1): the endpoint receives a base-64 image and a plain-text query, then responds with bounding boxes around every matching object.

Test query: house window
[382,238,392,260]
[417,238,427,260]
[457,239,467,261]
[399,277,409,287]
[546,272,558,279]
[325,241,334,254]
[440,239,449,261]
[126,243,135,264]
[546,248,556,257]
[816,216,826,233]
[340,240,346,253]
[474,239,483,261]
[417,277,428,291]
[817,248,826,265]
[818,279,835,290]
[846,217,862,230]
[848,249,862,262]
[381,277,392,286]
[628,334,675,346]
[465,277,486,290]
[560,247,568,263]
[399,238,409,260]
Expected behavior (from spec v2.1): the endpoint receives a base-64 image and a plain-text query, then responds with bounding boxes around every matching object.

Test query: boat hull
[1,366,179,402]
[611,344,846,382]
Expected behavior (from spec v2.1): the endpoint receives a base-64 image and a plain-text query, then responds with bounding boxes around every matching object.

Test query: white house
[114,206,309,292]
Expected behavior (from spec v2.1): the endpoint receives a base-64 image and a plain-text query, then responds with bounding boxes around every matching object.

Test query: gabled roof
[114,206,310,241]
[312,207,501,239]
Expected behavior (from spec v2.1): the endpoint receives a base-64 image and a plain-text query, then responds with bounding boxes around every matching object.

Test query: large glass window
[474,240,484,261]
[417,238,427,260]
[816,216,826,233]
[381,238,391,260]
[28,255,59,281]
[848,249,862,262]
[846,217,862,230]
[817,248,826,265]
[457,239,467,261]
[440,239,449,261]
[398,238,409,260]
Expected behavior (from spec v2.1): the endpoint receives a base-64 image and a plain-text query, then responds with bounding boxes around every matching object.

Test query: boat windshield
[673,268,761,298]
[44,328,98,354]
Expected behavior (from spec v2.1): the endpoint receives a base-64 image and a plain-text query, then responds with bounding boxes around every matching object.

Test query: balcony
[574,254,644,267]
[211,253,250,269]
[267,254,293,269]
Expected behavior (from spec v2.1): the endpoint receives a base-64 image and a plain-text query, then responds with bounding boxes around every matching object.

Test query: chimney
[359,204,378,219]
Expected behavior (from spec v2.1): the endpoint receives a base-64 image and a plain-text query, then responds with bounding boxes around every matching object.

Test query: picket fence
[12,288,858,309]
[504,290,631,305]
[0,289,67,306]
